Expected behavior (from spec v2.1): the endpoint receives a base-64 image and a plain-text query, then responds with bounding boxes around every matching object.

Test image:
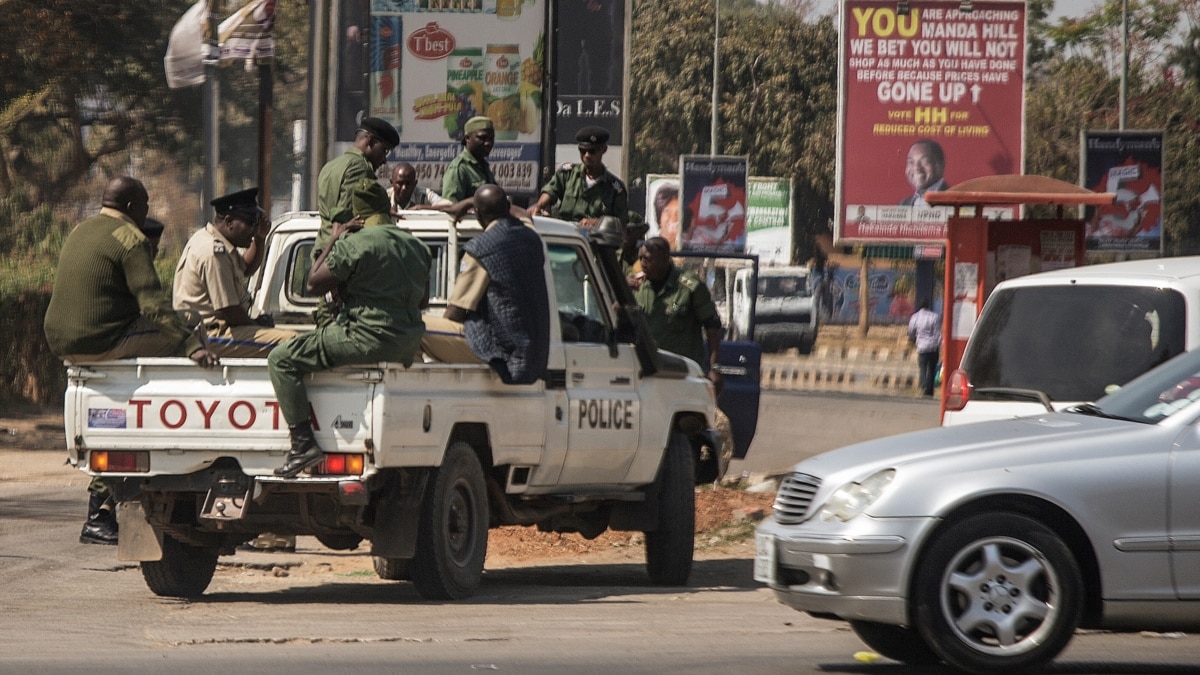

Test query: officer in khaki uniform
[174,188,298,358]
[531,126,627,227]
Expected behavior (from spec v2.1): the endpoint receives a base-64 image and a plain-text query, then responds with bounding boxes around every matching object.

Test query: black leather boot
[275,422,324,478]
[80,492,118,545]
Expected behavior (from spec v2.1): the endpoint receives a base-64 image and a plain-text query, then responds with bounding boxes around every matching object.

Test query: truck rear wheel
[410,442,489,600]
[373,556,411,581]
[140,535,219,598]
[644,432,695,585]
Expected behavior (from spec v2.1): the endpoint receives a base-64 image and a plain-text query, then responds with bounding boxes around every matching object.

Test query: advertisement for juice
[369,0,545,197]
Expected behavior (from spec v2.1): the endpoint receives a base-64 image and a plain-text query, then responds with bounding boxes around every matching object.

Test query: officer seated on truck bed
[420,183,551,385]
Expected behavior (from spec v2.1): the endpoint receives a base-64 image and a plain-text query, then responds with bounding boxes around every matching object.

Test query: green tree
[629,0,837,261]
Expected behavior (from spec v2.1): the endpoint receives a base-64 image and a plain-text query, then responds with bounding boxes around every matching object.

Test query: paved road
[730,390,941,478]
[3,396,1199,672]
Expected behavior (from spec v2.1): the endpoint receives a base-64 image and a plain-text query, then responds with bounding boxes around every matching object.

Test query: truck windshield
[758,276,807,298]
[962,285,1186,402]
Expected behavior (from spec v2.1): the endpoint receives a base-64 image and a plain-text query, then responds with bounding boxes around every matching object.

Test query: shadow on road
[192,558,759,606]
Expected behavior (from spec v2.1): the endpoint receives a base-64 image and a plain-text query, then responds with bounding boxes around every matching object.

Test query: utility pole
[1120,0,1128,129]
[203,0,220,211]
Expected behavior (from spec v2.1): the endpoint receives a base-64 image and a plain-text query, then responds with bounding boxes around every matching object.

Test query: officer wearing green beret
[531,126,628,227]
[442,116,497,203]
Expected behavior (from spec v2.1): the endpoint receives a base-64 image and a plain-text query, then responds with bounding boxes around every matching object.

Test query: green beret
[352,178,392,226]
[464,116,494,135]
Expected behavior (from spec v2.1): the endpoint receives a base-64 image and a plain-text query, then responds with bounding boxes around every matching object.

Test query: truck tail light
[315,453,364,476]
[945,369,971,411]
[90,451,149,473]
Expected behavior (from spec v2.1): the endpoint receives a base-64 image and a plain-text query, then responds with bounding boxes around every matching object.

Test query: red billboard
[836,0,1026,243]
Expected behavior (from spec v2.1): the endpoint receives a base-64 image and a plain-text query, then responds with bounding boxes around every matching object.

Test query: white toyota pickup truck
[64,212,742,600]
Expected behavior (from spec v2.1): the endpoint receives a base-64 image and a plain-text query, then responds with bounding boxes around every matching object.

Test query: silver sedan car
[755,349,1200,673]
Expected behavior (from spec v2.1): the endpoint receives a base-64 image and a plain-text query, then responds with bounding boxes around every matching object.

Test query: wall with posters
[835,0,1026,243]
[1082,130,1164,253]
[818,258,942,325]
[680,155,748,253]
[331,0,547,199]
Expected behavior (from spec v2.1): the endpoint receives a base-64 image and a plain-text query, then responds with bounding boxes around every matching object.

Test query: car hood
[794,412,1149,485]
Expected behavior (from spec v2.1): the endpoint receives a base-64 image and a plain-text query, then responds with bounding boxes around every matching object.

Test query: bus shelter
[924,175,1116,408]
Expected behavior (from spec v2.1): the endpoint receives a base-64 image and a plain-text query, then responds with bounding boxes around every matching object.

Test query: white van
[942,256,1200,426]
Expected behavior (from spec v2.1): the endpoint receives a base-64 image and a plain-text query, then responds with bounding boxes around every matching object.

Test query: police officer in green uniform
[633,236,723,395]
[314,117,398,259]
[531,126,628,227]
[312,117,398,325]
[270,178,431,478]
[441,116,497,203]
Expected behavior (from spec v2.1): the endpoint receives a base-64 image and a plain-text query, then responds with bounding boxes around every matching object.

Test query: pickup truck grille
[773,472,821,524]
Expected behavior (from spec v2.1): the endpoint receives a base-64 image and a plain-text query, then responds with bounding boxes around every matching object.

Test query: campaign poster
[745,178,793,266]
[679,155,749,253]
[333,0,546,198]
[1081,130,1164,253]
[836,0,1026,243]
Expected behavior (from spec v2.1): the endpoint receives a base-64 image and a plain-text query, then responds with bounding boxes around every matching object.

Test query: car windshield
[1081,349,1200,424]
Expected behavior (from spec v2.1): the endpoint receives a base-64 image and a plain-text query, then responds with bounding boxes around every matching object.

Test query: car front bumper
[753,514,938,625]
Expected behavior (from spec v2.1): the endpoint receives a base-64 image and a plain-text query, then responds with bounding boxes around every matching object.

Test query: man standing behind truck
[270,178,431,478]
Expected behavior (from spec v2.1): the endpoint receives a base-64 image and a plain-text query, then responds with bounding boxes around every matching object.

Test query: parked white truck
[63,213,732,600]
[730,265,818,354]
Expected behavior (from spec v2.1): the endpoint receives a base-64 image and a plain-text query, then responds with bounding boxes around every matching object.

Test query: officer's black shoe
[80,495,118,545]
[275,423,324,478]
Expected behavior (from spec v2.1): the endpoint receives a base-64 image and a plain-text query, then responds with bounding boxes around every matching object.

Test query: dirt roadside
[0,408,775,575]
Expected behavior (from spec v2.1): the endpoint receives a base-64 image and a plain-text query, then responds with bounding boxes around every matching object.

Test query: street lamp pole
[1120,0,1128,129]
[711,0,720,155]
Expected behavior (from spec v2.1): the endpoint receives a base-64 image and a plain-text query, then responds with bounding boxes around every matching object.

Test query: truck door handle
[714,365,747,377]
[610,376,630,385]
[572,372,585,382]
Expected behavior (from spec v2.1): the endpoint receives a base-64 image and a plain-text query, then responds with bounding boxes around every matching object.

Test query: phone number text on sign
[413,161,537,195]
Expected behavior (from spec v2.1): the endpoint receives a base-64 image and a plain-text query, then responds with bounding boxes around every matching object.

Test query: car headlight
[818,469,895,522]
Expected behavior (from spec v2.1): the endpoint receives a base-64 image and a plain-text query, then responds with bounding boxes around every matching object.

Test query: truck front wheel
[644,433,695,585]
[410,442,489,600]
[140,535,219,598]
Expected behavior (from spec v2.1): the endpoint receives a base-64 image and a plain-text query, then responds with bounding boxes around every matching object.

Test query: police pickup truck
[63,212,755,601]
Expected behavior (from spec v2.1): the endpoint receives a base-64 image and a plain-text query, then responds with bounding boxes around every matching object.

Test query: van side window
[547,244,609,343]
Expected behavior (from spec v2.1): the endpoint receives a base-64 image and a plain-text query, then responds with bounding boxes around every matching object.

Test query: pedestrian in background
[908,298,942,397]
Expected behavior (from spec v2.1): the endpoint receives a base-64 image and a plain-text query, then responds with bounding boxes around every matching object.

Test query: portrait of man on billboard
[900,139,950,208]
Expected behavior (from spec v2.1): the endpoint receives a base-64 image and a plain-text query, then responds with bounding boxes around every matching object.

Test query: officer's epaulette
[558,162,574,172]
[213,239,227,254]
[678,273,700,291]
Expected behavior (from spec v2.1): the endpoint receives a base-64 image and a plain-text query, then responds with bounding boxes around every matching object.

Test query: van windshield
[961,285,1186,402]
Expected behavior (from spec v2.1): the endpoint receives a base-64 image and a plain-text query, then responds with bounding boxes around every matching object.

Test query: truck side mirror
[587,216,624,249]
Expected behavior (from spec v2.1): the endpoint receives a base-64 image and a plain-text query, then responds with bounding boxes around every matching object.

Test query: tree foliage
[629,0,837,260]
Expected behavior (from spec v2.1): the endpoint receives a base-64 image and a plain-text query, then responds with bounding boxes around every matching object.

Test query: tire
[373,556,411,581]
[849,621,941,666]
[316,532,363,551]
[140,535,219,598]
[644,432,695,586]
[914,513,1083,673]
[409,442,489,600]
